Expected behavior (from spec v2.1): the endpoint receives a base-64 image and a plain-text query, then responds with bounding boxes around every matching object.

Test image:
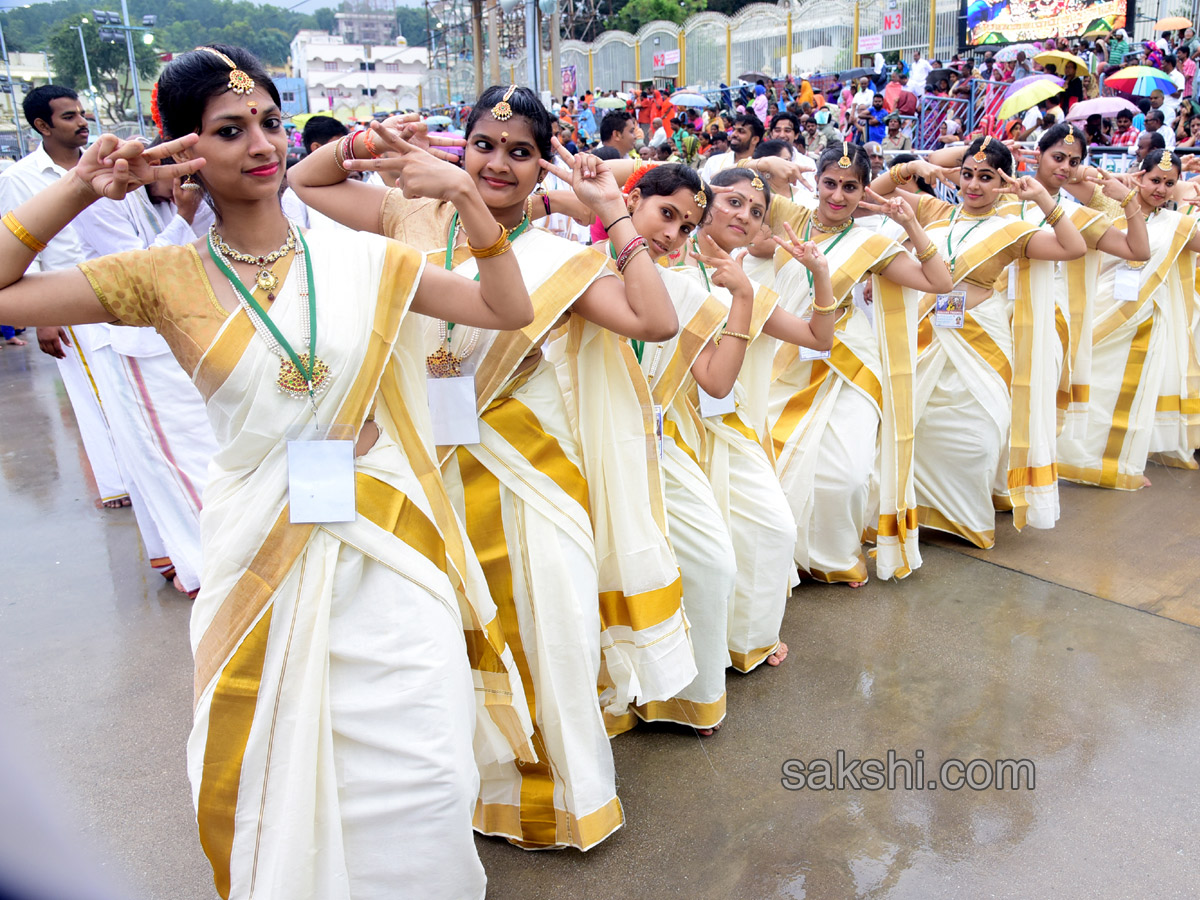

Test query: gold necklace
[209,225,297,295]
[811,215,848,233]
[958,207,997,220]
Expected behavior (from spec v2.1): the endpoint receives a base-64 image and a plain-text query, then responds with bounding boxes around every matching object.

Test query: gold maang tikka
[972,135,992,163]
[838,141,852,169]
[1063,130,1076,144]
[750,173,765,191]
[1158,150,1175,171]
[195,47,255,96]
[694,186,708,209]
[492,85,518,121]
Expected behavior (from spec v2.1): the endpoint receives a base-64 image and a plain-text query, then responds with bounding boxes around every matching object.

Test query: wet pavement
[2,343,1198,900]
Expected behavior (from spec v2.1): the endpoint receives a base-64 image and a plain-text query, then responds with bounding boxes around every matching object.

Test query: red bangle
[344,131,360,161]
[615,235,646,271]
[542,194,551,217]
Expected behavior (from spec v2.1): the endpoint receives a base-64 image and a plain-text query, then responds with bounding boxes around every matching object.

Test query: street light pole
[117,0,144,135]
[71,21,103,131]
[0,16,25,155]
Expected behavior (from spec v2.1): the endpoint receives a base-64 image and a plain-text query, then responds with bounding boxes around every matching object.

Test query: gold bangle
[890,163,912,186]
[915,242,938,263]
[719,328,751,341]
[468,223,511,258]
[1044,204,1065,226]
[2,212,47,253]
[811,300,839,314]
[333,136,348,174]
[1121,188,1138,209]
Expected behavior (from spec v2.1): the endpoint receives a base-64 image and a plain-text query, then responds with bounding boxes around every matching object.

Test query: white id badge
[934,291,967,329]
[799,345,831,361]
[653,403,664,459]
[698,385,736,418]
[1114,267,1140,303]
[427,375,481,445]
[287,432,356,524]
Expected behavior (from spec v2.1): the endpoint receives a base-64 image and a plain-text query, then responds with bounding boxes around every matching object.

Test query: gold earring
[180,173,202,192]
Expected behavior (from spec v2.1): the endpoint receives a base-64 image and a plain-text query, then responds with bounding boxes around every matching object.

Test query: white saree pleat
[439,359,620,850]
[1059,211,1200,485]
[659,439,735,719]
[704,411,798,671]
[914,295,1012,547]
[627,266,735,729]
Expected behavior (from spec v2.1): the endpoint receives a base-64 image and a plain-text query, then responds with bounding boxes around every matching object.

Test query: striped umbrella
[1005,73,1064,95]
[1105,65,1179,96]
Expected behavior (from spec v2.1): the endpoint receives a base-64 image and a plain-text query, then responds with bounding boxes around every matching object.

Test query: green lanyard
[690,236,711,290]
[608,239,651,363]
[802,215,853,291]
[443,210,530,335]
[209,230,319,398]
[944,208,989,275]
[1018,192,1059,226]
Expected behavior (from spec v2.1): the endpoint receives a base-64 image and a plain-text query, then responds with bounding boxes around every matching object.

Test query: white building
[290,29,428,121]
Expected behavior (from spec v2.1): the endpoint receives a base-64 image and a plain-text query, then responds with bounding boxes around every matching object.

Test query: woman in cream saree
[752,144,954,583]
[290,95,693,848]
[1059,149,1200,487]
[872,138,1086,547]
[0,47,535,900]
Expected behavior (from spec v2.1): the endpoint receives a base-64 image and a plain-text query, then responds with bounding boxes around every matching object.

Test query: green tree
[46,17,159,124]
[613,0,706,32]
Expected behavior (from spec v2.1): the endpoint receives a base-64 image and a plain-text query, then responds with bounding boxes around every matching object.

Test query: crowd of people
[0,36,1197,900]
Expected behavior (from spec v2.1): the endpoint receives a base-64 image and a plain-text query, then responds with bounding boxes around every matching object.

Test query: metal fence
[424,0,961,102]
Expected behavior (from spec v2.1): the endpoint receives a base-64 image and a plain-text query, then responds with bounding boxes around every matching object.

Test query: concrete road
[2,343,1198,900]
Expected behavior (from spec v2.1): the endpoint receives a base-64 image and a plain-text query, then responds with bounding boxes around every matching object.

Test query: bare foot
[173,575,200,599]
[4,337,26,346]
[848,580,866,588]
[696,721,723,737]
[1143,475,1152,487]
[100,496,132,509]
[767,641,789,666]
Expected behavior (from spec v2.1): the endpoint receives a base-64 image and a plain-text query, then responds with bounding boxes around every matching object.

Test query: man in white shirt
[0,85,128,508]
[648,116,669,148]
[700,113,764,180]
[1161,56,1185,121]
[72,181,218,593]
[1143,109,1176,148]
[910,50,932,97]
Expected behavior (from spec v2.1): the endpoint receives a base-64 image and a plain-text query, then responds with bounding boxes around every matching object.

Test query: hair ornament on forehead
[694,184,708,208]
[838,141,852,169]
[972,135,992,163]
[1063,130,1075,144]
[1158,150,1175,171]
[750,173,765,191]
[492,85,518,122]
[195,46,255,95]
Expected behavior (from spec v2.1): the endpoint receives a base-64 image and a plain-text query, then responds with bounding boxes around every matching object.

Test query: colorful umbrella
[1033,50,1091,73]
[669,92,709,108]
[1105,65,1179,96]
[997,77,1066,119]
[994,43,1038,63]
[1154,16,1192,31]
[1064,96,1139,122]
[1005,73,1064,95]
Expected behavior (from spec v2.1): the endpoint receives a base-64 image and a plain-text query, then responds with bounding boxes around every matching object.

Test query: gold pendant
[426,346,462,378]
[276,354,331,398]
[256,268,280,294]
